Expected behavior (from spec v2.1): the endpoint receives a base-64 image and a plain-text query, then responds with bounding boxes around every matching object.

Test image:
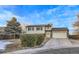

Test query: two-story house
[25,24,69,39]
[26,24,52,34]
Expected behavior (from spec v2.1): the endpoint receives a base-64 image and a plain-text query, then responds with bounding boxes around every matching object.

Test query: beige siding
[26,31,45,34]
[45,27,52,30]
[26,27,45,34]
[46,32,51,38]
[52,31,67,38]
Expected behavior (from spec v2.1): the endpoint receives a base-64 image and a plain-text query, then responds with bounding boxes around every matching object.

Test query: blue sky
[0,5,79,32]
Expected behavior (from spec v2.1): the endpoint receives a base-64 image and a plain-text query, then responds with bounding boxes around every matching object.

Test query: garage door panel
[52,31,67,38]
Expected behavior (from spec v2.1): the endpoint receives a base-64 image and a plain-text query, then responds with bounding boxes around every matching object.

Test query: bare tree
[73,14,79,35]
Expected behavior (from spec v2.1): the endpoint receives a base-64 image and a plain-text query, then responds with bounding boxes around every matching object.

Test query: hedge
[20,34,45,47]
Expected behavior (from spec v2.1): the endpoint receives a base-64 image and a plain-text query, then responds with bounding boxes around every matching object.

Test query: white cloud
[0,5,78,33]
[0,10,32,26]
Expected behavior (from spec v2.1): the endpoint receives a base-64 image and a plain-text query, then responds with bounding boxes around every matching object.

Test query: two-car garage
[52,28,68,38]
[45,28,68,39]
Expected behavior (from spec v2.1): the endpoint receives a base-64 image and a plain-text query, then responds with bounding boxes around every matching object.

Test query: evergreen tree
[5,17,22,34]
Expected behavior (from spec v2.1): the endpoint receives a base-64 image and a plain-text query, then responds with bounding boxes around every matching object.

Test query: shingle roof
[52,28,68,31]
[26,24,52,27]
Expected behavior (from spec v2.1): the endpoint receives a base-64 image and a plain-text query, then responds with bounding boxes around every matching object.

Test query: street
[34,47,79,54]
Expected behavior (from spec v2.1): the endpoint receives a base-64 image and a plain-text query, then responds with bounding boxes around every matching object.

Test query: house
[0,27,5,33]
[25,24,69,39]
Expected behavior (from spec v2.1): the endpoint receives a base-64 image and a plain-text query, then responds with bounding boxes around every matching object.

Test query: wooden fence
[0,34,20,40]
[69,35,79,39]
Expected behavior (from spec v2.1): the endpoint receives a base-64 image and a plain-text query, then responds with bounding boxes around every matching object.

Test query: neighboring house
[0,27,5,33]
[20,24,26,34]
[26,24,69,39]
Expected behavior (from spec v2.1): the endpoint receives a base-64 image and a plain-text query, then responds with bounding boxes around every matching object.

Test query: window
[36,27,42,30]
[28,27,31,31]
[28,27,34,31]
[32,27,34,30]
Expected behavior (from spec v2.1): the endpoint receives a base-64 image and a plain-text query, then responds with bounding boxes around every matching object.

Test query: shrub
[20,34,45,47]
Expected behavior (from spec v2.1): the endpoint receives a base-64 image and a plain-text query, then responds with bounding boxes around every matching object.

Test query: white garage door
[52,31,67,38]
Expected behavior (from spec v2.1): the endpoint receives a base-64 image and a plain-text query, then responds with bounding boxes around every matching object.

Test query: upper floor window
[28,27,34,31]
[36,27,42,30]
